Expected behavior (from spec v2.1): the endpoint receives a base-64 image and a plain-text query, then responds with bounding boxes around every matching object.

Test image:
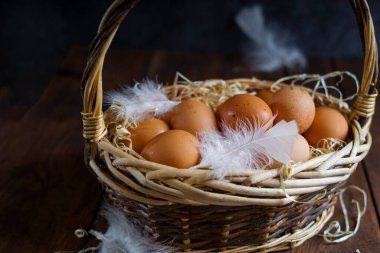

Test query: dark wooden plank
[0,46,103,253]
[0,85,103,252]
[285,58,333,76]
[0,47,145,252]
[216,54,284,81]
[104,48,155,87]
[55,46,156,89]
[0,46,161,252]
[0,105,29,141]
[144,50,285,83]
[334,58,380,222]
[1,85,30,141]
[332,58,362,82]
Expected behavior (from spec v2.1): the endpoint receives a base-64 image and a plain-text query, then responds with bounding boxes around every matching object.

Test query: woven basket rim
[90,78,370,207]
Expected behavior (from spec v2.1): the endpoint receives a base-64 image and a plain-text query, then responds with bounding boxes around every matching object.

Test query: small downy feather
[198,117,298,179]
[235,5,306,72]
[92,204,172,253]
[105,80,179,123]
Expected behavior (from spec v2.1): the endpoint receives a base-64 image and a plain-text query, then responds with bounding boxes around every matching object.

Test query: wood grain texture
[0,47,102,253]
[0,46,379,252]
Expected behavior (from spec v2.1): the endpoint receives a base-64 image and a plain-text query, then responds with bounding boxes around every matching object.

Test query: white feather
[235,5,306,72]
[105,80,179,122]
[198,117,298,179]
[92,204,172,253]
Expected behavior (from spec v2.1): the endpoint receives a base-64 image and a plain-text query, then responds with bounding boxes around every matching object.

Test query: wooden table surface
[0,46,379,253]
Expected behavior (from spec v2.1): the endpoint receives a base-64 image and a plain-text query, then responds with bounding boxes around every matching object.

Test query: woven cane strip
[94,135,368,206]
[88,79,371,205]
[351,91,378,118]
[81,113,107,143]
[104,184,339,252]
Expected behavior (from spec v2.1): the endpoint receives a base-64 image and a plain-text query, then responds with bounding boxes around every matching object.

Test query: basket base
[106,186,336,253]
[200,206,334,253]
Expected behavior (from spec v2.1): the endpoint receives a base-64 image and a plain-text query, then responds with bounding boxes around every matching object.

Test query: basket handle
[81,0,140,158]
[81,0,378,158]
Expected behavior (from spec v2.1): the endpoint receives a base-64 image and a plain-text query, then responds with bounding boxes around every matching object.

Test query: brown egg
[158,110,174,125]
[269,86,315,133]
[291,134,310,163]
[128,118,169,153]
[257,89,276,105]
[141,130,200,168]
[216,94,273,130]
[303,107,349,147]
[170,100,218,136]
[263,134,309,169]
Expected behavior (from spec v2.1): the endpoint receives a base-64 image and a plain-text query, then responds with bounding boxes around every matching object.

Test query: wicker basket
[81,0,378,252]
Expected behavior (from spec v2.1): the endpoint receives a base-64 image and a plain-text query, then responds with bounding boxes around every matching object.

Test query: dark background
[1,0,379,109]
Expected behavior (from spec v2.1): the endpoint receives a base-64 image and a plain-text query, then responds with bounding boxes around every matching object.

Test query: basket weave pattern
[81,0,378,252]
